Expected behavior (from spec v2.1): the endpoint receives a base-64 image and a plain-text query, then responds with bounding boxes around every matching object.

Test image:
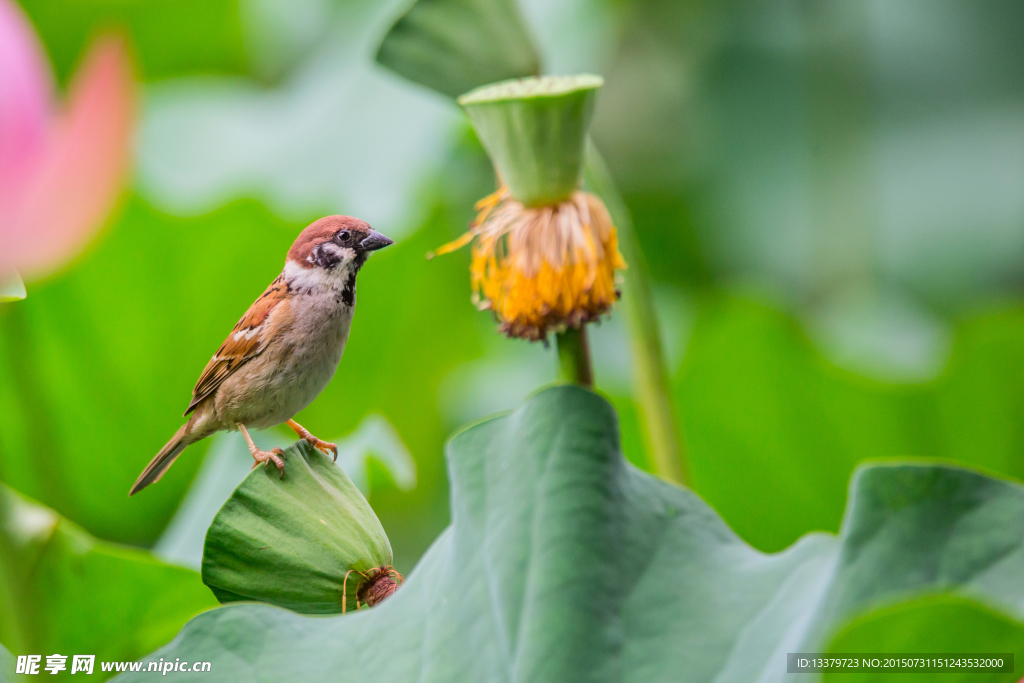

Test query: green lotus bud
[202,441,401,614]
[458,74,603,207]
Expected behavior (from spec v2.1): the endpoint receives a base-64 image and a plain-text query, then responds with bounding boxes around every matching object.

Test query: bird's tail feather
[130,423,194,496]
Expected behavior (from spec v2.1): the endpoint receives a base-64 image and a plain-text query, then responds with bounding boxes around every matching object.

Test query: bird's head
[287,216,393,275]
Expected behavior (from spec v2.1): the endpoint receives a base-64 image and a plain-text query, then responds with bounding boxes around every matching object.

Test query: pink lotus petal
[0,0,53,214]
[1,35,135,278]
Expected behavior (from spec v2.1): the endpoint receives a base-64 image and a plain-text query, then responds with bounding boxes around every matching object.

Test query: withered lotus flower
[433,75,625,342]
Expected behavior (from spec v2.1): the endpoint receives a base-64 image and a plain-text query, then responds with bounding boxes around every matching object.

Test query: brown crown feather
[288,215,372,267]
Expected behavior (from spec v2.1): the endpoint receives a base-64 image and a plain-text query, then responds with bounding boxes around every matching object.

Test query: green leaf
[17,0,248,84]
[115,387,1024,682]
[202,442,394,614]
[675,294,1024,553]
[375,0,540,99]
[0,483,216,681]
[824,596,1024,683]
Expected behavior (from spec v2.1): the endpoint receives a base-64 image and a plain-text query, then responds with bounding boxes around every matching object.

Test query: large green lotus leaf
[202,441,393,613]
[17,0,247,84]
[115,387,1024,682]
[677,294,1024,553]
[823,596,1024,683]
[0,483,216,682]
[375,0,540,99]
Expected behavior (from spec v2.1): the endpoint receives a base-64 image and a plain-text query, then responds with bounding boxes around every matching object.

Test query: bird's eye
[338,230,351,243]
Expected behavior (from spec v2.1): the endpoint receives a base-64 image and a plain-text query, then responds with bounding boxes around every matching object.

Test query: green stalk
[584,143,688,485]
[556,327,594,388]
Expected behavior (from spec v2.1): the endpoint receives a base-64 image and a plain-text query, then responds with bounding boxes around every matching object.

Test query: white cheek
[333,245,356,262]
[284,259,352,291]
[285,260,330,290]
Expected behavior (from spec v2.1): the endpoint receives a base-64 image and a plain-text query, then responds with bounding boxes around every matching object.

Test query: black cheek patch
[314,244,341,270]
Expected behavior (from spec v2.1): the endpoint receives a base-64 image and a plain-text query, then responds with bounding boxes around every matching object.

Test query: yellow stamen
[428,230,476,260]
[427,186,510,259]
[432,187,626,341]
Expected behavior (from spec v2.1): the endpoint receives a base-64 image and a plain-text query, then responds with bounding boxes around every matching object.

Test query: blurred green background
[3,0,1024,651]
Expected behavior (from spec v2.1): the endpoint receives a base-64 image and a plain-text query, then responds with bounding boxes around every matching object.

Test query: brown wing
[184,275,289,416]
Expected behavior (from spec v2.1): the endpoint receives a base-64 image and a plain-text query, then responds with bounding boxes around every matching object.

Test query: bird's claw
[306,437,338,461]
[251,447,286,477]
[284,420,337,461]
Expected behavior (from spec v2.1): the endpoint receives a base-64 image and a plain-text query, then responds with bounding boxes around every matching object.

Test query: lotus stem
[557,326,594,388]
[584,144,688,485]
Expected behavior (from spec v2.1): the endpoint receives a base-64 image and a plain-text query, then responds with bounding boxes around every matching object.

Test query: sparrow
[130,215,393,496]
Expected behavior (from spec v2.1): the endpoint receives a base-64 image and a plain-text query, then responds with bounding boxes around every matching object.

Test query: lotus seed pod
[458,75,603,207]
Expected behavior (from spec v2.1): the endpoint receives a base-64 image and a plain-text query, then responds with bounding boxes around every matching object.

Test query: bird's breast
[287,292,355,371]
[217,291,355,429]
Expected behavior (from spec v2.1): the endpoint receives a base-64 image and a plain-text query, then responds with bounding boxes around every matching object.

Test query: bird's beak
[359,229,394,252]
